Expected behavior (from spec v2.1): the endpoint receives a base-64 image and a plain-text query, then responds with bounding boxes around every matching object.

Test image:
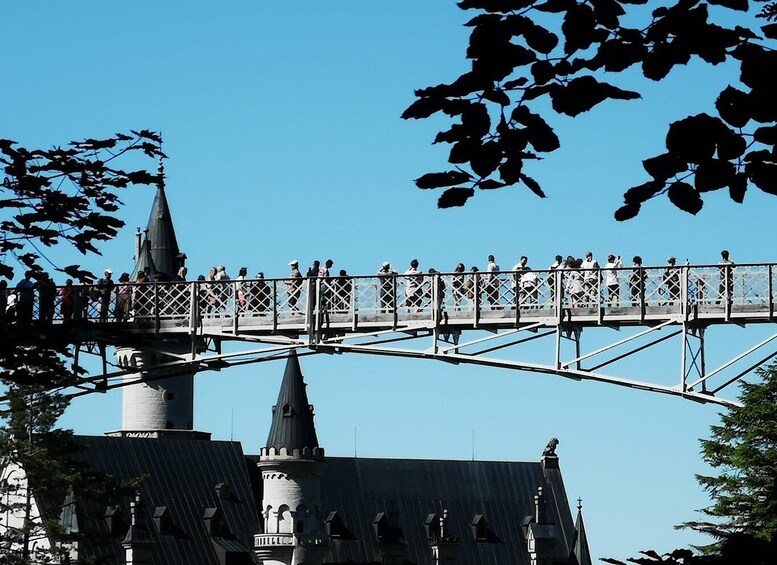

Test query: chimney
[534,487,547,524]
[122,493,155,565]
[429,510,458,564]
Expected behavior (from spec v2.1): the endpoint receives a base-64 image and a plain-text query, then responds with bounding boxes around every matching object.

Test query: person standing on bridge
[318,259,334,316]
[378,262,397,313]
[287,260,303,312]
[14,270,35,324]
[59,279,74,321]
[404,259,423,312]
[486,255,501,309]
[629,256,645,307]
[95,269,115,322]
[34,271,56,322]
[548,255,563,304]
[603,254,623,307]
[663,257,680,305]
[717,249,734,305]
[451,263,466,309]
[236,267,248,312]
[580,251,600,306]
[115,272,132,322]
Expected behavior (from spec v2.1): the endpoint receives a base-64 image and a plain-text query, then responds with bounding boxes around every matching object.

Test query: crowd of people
[0,251,739,324]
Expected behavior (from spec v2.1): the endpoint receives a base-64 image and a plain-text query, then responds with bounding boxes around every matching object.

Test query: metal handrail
[3,264,776,327]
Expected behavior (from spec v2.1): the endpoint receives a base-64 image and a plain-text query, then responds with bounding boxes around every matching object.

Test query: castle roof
[66,435,258,564]
[264,351,320,452]
[136,171,181,279]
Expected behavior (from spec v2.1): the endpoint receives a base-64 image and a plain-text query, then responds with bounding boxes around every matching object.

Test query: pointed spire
[265,351,319,452]
[135,158,182,279]
[572,498,592,565]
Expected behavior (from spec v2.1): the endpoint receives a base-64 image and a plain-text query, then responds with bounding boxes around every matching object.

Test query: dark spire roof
[136,162,181,279]
[265,352,319,452]
[572,499,592,565]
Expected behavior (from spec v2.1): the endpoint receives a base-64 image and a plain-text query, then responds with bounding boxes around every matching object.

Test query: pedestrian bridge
[10,263,777,407]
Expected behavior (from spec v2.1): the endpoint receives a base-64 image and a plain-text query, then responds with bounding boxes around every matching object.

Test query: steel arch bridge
[6,262,777,407]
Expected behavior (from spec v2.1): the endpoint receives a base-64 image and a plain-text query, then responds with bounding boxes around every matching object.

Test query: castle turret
[113,167,198,437]
[254,352,328,565]
[572,500,592,565]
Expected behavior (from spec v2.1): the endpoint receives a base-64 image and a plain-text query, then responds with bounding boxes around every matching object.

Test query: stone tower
[114,171,196,435]
[254,352,328,565]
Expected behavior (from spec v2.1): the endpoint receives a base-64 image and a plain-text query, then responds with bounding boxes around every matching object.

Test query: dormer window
[424,513,442,541]
[325,511,349,539]
[104,505,124,535]
[471,514,489,542]
[215,482,230,501]
[154,506,173,534]
[372,512,388,540]
[203,507,222,536]
[282,403,295,417]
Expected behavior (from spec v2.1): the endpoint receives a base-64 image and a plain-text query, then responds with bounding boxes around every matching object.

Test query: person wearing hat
[663,257,680,306]
[603,254,623,307]
[378,261,397,313]
[286,260,302,312]
[95,268,115,322]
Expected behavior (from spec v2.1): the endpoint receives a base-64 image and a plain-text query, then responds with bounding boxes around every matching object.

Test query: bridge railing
[5,263,776,328]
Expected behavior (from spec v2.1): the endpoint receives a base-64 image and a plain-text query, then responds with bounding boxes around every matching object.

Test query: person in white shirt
[603,254,623,306]
[580,251,600,305]
[518,256,539,307]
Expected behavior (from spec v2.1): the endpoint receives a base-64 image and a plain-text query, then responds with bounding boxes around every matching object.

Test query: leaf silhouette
[438,187,475,208]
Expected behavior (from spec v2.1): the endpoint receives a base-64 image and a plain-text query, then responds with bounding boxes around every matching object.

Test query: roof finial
[157,156,165,191]
[577,497,583,512]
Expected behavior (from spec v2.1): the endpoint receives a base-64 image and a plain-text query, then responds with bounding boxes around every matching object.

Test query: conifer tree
[1,132,160,562]
[692,363,777,540]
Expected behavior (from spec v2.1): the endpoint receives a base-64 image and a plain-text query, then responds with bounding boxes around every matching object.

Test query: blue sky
[3,1,776,561]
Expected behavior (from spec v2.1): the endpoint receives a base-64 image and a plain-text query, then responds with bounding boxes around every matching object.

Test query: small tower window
[282,403,295,417]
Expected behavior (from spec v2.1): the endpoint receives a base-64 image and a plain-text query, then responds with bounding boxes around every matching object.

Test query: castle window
[295,520,304,533]
[278,505,292,534]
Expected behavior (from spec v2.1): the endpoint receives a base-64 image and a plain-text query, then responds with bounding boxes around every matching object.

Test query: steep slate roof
[314,456,576,565]
[265,352,320,451]
[136,176,181,279]
[69,435,259,565]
